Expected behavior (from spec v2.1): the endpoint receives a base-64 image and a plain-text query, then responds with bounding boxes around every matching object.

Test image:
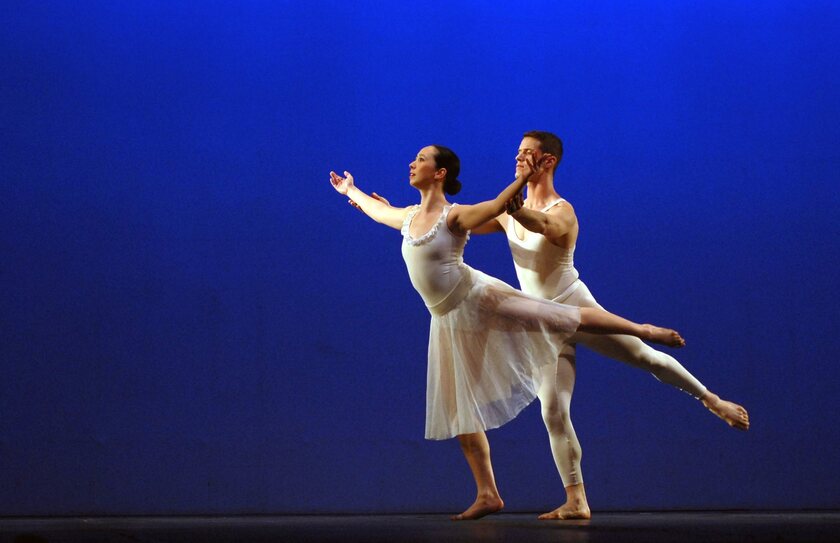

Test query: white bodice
[401,204,471,310]
[507,198,579,300]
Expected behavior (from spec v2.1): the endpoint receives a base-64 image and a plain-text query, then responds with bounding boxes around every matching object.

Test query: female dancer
[329,145,684,509]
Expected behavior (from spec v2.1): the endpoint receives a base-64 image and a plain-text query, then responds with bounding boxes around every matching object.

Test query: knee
[458,434,483,454]
[636,354,664,371]
[641,352,673,374]
[541,402,571,432]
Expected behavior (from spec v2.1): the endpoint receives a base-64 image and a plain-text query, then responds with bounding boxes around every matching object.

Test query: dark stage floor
[2,512,839,543]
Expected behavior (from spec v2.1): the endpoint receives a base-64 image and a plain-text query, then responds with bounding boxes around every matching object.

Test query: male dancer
[455,131,749,520]
[357,132,749,520]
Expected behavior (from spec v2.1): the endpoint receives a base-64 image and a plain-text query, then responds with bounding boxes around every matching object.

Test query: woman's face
[409,146,442,188]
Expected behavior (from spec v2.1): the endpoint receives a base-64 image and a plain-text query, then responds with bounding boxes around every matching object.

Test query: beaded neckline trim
[402,204,461,247]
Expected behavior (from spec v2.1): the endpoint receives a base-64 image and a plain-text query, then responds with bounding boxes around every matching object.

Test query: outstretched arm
[505,192,576,244]
[330,171,409,230]
[448,156,540,234]
[353,191,504,236]
[469,216,505,235]
[349,192,393,212]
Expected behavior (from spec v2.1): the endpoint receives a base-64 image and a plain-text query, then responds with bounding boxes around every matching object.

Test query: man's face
[516,137,543,178]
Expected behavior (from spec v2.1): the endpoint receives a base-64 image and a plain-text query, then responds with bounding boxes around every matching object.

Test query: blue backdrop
[2,1,839,515]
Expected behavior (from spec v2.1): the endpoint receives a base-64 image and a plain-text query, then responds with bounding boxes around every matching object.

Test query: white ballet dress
[401,204,581,440]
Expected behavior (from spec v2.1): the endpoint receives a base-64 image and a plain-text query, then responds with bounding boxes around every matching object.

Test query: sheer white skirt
[425,267,581,440]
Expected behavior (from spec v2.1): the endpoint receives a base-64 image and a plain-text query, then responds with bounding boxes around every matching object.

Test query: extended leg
[452,431,505,520]
[536,349,591,520]
[701,391,750,430]
[577,307,685,348]
[489,284,684,348]
[569,283,749,430]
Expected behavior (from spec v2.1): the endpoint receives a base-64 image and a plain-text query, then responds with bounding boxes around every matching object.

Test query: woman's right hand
[331,177,408,230]
[330,170,355,195]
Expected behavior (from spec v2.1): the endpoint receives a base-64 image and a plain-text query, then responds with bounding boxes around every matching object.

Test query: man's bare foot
[538,501,591,520]
[539,483,591,520]
[701,391,750,430]
[450,496,504,521]
[642,324,685,348]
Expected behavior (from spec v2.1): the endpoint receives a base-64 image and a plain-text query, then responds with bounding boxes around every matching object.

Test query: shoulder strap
[401,205,421,235]
[541,198,566,213]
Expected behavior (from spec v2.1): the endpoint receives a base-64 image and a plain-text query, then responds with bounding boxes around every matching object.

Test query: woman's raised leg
[578,307,685,348]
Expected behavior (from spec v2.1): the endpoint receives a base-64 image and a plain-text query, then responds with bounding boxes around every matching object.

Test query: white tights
[536,281,707,487]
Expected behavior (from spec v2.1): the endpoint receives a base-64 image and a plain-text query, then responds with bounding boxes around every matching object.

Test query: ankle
[565,483,588,504]
[477,489,501,501]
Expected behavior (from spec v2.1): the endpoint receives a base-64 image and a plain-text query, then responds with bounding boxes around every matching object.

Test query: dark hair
[523,130,563,172]
[431,144,462,195]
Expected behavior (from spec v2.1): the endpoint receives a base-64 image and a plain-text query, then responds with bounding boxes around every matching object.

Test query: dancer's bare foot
[539,484,591,520]
[701,391,750,430]
[451,495,504,521]
[538,501,591,520]
[642,324,685,348]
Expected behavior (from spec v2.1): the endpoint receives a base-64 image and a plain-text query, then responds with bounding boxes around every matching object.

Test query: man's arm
[506,192,576,245]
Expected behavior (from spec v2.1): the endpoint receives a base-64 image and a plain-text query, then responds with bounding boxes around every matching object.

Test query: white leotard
[507,198,580,300]
[401,204,474,315]
[398,203,581,440]
[505,197,706,487]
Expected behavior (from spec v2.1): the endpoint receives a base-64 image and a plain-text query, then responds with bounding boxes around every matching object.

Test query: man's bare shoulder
[546,199,577,224]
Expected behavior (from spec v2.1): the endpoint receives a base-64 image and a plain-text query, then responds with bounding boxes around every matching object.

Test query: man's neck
[525,174,561,209]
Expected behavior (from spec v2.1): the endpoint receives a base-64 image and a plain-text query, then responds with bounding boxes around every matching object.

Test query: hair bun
[445,178,462,196]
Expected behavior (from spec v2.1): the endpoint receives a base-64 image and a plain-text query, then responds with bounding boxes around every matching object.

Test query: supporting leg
[536,351,591,520]
[452,431,505,520]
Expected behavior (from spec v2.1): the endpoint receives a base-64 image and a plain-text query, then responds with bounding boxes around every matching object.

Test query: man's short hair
[523,130,563,172]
